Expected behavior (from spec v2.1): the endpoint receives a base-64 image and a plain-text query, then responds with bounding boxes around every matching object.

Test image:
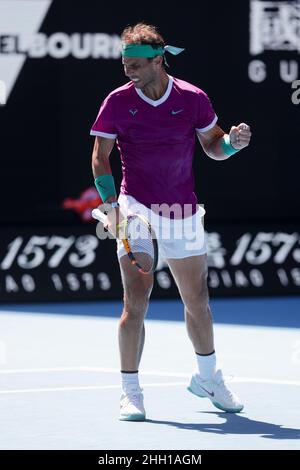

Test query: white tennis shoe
[119,389,146,421]
[187,369,244,413]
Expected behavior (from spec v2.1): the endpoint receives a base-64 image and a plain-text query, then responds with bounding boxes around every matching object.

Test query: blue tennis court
[0,297,299,450]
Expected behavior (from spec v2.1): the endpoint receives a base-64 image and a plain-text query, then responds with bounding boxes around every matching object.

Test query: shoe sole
[187,386,244,413]
[119,413,146,422]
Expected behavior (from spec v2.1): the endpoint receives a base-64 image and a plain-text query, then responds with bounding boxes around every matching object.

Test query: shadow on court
[146,412,300,440]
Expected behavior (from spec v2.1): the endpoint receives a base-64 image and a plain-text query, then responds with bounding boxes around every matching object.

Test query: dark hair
[121,22,168,67]
[121,22,165,47]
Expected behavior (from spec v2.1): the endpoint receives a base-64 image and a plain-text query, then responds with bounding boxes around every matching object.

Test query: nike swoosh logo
[129,109,138,116]
[171,109,183,115]
[198,384,214,397]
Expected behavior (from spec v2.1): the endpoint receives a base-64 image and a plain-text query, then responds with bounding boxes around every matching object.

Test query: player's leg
[119,254,153,371]
[118,254,153,421]
[167,254,213,354]
[167,254,243,412]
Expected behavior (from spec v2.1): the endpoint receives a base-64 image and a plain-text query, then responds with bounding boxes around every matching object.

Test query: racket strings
[126,216,156,273]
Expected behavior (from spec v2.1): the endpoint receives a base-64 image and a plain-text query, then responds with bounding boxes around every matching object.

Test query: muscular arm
[197,123,251,160]
[196,124,228,161]
[92,136,115,176]
[91,136,117,203]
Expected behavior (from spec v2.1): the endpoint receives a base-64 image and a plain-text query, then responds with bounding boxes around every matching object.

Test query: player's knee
[183,275,209,312]
[123,280,153,315]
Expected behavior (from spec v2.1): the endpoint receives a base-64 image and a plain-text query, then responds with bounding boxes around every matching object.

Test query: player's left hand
[229,123,252,150]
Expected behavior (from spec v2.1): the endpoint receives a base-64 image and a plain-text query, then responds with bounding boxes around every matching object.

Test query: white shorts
[116,194,207,261]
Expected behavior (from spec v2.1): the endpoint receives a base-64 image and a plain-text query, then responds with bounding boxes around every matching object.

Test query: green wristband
[94,174,116,202]
[221,135,239,157]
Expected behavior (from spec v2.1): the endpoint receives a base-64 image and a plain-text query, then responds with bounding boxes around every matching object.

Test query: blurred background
[0,0,299,303]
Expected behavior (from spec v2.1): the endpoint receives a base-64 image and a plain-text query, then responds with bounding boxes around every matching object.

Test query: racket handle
[91,208,108,224]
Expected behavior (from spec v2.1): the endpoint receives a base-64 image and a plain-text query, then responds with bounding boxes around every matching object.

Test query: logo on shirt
[129,108,138,116]
[171,109,184,115]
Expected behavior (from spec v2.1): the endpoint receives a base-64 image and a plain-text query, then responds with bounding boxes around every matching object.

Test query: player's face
[122,57,157,88]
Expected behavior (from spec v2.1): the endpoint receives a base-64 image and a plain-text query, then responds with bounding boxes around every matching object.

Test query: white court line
[0,382,186,395]
[0,366,299,387]
[0,367,99,374]
[0,366,300,393]
[0,366,189,376]
[230,377,300,386]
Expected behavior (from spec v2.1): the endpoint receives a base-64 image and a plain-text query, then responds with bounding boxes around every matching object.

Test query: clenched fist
[229,123,252,150]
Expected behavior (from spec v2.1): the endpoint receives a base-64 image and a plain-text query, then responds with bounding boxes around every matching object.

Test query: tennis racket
[92,207,158,275]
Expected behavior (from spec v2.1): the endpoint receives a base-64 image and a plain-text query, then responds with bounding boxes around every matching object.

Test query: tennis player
[91,23,251,421]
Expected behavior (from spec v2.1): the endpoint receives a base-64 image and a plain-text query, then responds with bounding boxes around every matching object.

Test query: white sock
[121,371,141,394]
[196,351,217,380]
